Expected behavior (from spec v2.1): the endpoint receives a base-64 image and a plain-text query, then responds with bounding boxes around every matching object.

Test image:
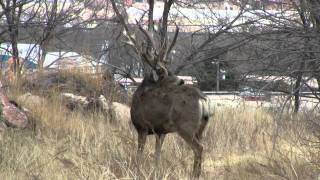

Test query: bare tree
[29,0,112,70]
[238,0,320,112]
[110,0,180,75]
[0,0,36,77]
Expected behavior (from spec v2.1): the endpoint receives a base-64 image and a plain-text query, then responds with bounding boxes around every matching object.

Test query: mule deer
[131,71,212,178]
[110,0,212,177]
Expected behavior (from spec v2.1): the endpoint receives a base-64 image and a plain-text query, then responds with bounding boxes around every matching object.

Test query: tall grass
[0,74,319,179]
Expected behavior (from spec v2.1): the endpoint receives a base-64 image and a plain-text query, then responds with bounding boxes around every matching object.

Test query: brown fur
[130,73,210,178]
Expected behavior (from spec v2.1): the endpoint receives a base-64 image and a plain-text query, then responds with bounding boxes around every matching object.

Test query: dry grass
[0,78,319,179]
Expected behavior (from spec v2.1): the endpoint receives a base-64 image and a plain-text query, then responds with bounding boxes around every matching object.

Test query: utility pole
[216,61,220,91]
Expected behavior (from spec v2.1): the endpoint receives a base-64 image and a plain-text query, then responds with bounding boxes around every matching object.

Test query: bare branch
[164,24,179,62]
[148,0,154,31]
[136,20,157,52]
[161,0,174,41]
[110,0,136,46]
[174,10,247,74]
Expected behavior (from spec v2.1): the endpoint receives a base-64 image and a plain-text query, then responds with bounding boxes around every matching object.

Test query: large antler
[110,0,179,78]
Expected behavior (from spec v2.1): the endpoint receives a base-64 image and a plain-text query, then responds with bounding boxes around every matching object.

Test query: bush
[17,70,129,104]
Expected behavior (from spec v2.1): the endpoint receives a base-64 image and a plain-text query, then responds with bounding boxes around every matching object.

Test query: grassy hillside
[0,74,319,179]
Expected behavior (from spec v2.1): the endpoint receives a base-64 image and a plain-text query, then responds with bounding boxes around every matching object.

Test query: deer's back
[131,84,205,135]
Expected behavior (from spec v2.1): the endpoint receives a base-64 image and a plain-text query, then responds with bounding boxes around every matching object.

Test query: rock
[61,93,88,104]
[61,94,110,113]
[59,92,132,129]
[109,102,132,129]
[0,95,28,129]
[2,105,28,128]
[61,93,89,110]
[110,102,130,121]
[0,81,28,129]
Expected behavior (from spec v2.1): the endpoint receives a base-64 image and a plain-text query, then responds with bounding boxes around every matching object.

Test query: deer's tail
[200,98,214,121]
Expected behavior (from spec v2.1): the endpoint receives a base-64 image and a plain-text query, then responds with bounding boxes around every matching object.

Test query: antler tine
[157,61,168,76]
[156,24,179,76]
[135,20,162,72]
[141,53,157,70]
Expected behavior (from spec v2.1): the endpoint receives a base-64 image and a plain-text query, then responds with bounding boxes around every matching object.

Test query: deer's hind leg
[195,118,208,141]
[177,129,203,179]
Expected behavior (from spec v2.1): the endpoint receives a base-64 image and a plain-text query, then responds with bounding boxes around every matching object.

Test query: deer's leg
[191,139,203,179]
[196,120,208,141]
[137,131,147,162]
[178,130,203,179]
[155,134,165,171]
[135,131,147,178]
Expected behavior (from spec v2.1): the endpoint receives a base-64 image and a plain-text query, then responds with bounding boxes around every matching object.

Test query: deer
[131,69,212,178]
[110,0,213,178]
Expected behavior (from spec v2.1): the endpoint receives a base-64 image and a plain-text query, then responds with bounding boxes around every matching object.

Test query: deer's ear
[152,70,159,82]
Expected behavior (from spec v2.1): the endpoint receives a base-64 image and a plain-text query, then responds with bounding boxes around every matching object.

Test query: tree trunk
[11,39,21,78]
[7,16,20,77]
[293,60,305,113]
[3,0,23,79]
[38,46,47,71]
